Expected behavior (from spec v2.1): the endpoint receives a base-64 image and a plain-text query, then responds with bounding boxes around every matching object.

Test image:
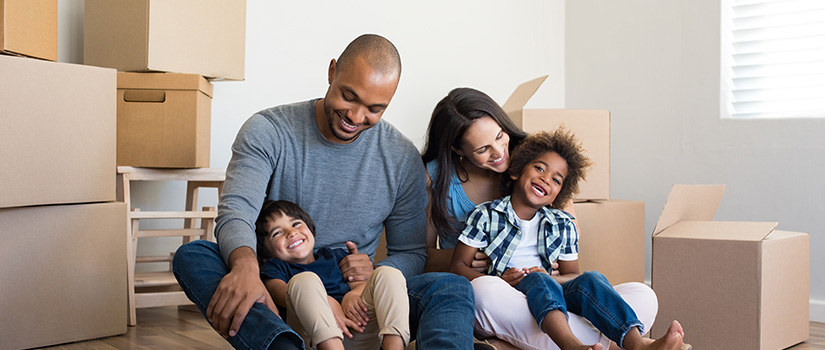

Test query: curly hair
[504,127,592,209]
[254,200,316,260]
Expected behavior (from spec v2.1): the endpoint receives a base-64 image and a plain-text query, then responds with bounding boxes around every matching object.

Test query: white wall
[565,0,825,321]
[56,0,566,270]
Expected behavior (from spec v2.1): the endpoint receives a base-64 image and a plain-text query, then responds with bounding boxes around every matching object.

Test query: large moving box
[574,200,644,284]
[84,0,246,80]
[0,0,57,60]
[651,185,809,349]
[0,202,127,349]
[0,55,116,209]
[502,76,610,200]
[117,72,213,168]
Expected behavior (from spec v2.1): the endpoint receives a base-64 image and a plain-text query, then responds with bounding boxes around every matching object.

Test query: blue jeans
[514,271,644,348]
[173,240,475,350]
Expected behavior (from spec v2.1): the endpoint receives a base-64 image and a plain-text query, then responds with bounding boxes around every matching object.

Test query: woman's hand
[471,251,492,273]
[327,296,359,338]
[500,267,526,287]
[341,290,368,332]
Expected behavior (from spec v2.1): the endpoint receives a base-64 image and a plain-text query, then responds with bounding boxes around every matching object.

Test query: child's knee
[577,271,609,287]
[287,271,324,294]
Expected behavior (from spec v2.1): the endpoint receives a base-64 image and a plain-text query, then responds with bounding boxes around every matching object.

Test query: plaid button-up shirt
[459,196,578,277]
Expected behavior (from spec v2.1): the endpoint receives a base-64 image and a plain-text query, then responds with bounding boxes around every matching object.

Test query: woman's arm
[552,259,581,284]
[424,170,492,272]
[449,241,485,281]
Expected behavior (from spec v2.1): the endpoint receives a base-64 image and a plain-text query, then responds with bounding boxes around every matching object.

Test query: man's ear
[328,58,337,85]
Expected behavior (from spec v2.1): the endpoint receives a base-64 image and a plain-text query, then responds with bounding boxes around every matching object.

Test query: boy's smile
[510,151,568,220]
[263,214,316,265]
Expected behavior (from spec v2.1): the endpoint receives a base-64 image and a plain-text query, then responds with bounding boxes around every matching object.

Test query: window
[721,0,825,119]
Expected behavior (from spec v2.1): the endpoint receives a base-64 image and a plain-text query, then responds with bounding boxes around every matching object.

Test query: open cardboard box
[117,72,213,168]
[502,76,610,201]
[651,185,809,349]
[0,0,57,61]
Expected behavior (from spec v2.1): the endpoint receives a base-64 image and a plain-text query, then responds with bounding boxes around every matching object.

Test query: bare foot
[634,320,685,350]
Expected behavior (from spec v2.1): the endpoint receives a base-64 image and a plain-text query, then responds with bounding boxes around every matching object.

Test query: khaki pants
[286,266,410,349]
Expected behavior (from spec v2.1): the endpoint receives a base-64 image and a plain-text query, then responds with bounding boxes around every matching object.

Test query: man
[173,34,476,349]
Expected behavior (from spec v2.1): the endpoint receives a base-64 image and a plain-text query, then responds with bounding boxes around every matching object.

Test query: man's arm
[207,246,278,337]
[375,151,428,277]
[209,115,281,336]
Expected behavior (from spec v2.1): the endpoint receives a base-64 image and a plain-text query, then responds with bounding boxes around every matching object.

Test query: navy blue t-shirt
[260,247,351,302]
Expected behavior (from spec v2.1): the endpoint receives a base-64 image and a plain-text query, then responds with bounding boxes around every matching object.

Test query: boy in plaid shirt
[450,128,689,350]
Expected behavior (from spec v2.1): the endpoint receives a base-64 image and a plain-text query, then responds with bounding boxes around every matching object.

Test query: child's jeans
[514,271,645,348]
[285,266,410,349]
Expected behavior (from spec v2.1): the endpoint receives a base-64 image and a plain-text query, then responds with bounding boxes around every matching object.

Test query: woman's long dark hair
[421,87,526,238]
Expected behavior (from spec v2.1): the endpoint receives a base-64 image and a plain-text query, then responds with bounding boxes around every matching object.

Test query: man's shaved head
[336,34,401,78]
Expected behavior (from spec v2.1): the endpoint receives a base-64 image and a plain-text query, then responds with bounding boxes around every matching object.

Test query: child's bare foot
[632,320,686,350]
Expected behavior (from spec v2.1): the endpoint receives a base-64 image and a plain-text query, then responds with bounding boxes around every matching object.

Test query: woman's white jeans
[471,275,658,350]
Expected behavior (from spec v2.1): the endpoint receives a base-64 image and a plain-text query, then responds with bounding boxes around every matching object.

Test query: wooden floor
[39,306,825,349]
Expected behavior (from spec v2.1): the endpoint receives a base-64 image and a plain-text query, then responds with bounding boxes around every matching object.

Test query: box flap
[656,221,777,241]
[117,72,213,98]
[501,75,547,114]
[653,184,726,236]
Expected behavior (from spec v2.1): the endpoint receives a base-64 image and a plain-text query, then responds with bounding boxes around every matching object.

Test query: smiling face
[316,56,399,144]
[510,151,569,220]
[455,116,511,173]
[261,213,316,265]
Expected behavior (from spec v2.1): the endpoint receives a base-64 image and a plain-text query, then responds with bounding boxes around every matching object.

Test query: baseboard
[811,299,825,323]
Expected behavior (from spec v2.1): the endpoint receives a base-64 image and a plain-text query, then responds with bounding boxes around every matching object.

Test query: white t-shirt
[506,214,543,268]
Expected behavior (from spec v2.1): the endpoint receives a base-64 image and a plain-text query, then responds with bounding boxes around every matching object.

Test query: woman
[421,88,661,350]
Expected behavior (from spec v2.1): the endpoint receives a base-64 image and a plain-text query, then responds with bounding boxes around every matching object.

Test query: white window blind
[721,0,825,119]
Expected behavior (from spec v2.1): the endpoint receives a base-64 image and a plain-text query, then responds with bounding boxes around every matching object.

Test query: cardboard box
[574,200,645,284]
[84,0,246,80]
[651,185,809,349]
[117,72,213,168]
[502,76,610,200]
[0,55,116,209]
[0,0,57,60]
[0,202,127,349]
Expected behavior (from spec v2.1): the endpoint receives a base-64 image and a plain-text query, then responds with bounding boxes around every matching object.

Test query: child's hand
[524,266,550,275]
[500,267,526,286]
[550,260,560,276]
[327,296,359,338]
[341,290,369,332]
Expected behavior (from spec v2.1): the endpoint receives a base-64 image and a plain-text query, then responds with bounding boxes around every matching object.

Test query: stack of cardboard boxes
[84,0,246,168]
[1,1,126,348]
[1,0,245,347]
[502,76,645,285]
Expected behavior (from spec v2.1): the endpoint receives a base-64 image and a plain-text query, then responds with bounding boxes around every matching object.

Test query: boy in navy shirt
[256,200,408,350]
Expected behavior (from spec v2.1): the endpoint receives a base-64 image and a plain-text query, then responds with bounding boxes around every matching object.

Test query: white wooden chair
[116,166,225,326]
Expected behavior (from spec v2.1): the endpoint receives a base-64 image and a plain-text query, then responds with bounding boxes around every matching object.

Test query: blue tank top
[426,160,477,249]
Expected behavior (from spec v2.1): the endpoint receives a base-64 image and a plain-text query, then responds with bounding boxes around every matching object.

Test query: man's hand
[500,267,526,287]
[206,247,278,338]
[339,241,373,282]
[470,251,492,273]
[341,289,369,332]
[328,296,359,338]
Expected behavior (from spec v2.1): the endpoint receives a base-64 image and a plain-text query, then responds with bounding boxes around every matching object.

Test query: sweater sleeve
[215,115,279,264]
[376,148,428,278]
